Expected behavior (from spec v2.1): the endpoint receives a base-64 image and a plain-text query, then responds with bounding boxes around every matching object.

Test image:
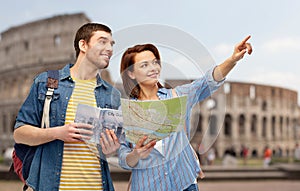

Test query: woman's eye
[141,63,147,68]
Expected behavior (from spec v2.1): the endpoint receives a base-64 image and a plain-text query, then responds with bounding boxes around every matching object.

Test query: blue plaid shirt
[118,67,224,191]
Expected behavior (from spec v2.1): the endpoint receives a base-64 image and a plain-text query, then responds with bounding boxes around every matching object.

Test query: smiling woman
[117,36,252,191]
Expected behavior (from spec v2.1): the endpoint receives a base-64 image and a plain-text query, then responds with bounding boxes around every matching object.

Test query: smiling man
[13,23,121,191]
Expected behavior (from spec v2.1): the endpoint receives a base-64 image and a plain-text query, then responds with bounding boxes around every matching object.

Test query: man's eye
[99,40,107,44]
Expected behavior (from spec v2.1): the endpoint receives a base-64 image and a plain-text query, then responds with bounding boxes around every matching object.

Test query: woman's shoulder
[157,88,177,98]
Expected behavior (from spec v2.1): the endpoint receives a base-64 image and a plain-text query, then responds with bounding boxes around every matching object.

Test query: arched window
[250,85,256,100]
[262,101,267,111]
[224,83,230,94]
[24,40,29,50]
[54,34,61,46]
[239,114,246,135]
[197,114,202,133]
[286,117,290,138]
[251,114,257,136]
[293,118,298,140]
[209,115,217,135]
[262,117,267,138]
[224,114,232,137]
[271,116,276,140]
[279,116,283,140]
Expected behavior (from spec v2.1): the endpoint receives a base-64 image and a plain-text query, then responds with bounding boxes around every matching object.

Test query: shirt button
[66,97,68,99]
[165,172,168,175]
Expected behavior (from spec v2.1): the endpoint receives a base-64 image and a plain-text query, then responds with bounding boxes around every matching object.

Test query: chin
[101,62,109,69]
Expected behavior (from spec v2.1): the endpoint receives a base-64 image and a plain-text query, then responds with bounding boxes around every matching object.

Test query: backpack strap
[41,70,59,128]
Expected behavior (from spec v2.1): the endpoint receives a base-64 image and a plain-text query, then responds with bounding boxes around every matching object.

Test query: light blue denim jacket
[15,64,121,191]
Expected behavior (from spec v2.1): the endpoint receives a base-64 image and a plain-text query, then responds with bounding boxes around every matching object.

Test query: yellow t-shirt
[59,77,103,191]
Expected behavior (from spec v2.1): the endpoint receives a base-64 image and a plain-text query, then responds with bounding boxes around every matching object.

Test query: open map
[121,96,187,144]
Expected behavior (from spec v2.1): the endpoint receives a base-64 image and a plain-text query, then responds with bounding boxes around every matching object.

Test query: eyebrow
[98,36,115,45]
[136,58,158,65]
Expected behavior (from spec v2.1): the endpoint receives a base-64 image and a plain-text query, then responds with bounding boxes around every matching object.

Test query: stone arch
[262,101,267,111]
[279,116,283,140]
[239,114,246,135]
[292,118,298,140]
[197,113,202,133]
[286,117,290,138]
[271,116,276,140]
[251,114,257,137]
[209,115,217,135]
[224,114,232,137]
[262,117,267,138]
[54,34,61,46]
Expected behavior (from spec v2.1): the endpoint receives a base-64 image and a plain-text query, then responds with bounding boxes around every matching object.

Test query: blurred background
[0,1,300,190]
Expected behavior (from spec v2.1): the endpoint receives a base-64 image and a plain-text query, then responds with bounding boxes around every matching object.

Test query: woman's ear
[127,70,136,80]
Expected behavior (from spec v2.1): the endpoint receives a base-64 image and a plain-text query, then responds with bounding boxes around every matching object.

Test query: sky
[1,0,300,102]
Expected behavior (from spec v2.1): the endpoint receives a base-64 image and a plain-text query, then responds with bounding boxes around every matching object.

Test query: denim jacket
[15,64,121,191]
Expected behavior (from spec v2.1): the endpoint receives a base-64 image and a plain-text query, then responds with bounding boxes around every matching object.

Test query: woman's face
[128,50,161,86]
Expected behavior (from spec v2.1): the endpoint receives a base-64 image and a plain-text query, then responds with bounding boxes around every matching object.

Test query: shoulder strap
[41,70,59,128]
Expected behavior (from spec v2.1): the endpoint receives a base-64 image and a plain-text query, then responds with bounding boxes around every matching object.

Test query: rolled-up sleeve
[175,66,224,103]
[118,142,134,170]
[174,66,225,138]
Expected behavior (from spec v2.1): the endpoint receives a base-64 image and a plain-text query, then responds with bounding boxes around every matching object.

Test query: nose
[150,61,160,71]
[149,63,157,71]
[106,43,113,52]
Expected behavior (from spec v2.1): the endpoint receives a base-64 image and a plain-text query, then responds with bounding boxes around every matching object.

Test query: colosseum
[165,79,300,161]
[0,13,299,161]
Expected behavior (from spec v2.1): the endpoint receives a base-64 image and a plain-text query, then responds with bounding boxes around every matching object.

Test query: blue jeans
[183,183,199,191]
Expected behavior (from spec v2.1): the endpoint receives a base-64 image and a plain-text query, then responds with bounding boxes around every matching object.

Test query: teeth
[102,55,109,59]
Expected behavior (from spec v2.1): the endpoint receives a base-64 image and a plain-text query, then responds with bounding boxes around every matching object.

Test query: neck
[138,84,159,100]
[71,57,99,80]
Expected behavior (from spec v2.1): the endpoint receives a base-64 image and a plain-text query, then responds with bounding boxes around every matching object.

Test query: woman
[118,36,252,191]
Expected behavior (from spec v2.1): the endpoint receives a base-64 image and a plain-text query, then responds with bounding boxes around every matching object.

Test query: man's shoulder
[33,64,71,84]
[33,71,48,84]
[102,80,121,94]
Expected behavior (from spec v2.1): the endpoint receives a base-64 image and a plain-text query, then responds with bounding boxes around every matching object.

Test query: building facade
[166,80,300,159]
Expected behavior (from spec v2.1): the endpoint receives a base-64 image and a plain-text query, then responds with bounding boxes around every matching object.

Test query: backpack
[11,70,59,191]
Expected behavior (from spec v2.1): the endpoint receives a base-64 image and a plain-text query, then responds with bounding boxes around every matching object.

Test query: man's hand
[100,129,120,156]
[55,123,94,142]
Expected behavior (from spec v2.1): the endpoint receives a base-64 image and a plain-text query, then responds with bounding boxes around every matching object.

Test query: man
[14,23,121,191]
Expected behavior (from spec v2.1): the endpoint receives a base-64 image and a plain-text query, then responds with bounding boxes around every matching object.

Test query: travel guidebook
[121,96,187,144]
[75,104,125,145]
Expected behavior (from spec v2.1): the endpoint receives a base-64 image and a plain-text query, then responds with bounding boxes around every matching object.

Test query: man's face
[85,31,115,69]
